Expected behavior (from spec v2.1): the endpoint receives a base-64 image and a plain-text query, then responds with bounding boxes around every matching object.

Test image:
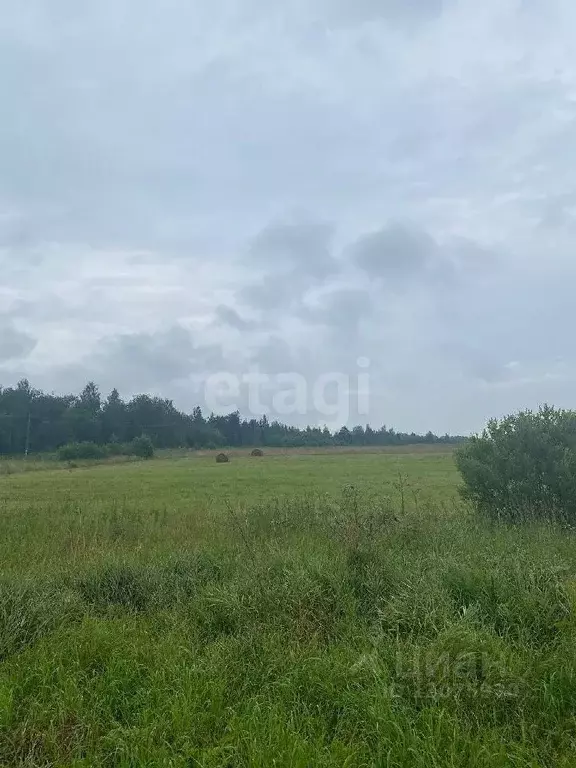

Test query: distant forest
[0,380,466,455]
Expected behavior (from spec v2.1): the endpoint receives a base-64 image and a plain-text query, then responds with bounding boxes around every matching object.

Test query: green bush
[57,439,153,461]
[57,442,108,461]
[106,441,128,457]
[131,435,155,459]
[456,405,576,523]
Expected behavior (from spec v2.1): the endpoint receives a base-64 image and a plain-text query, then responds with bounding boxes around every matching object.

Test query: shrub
[106,441,128,457]
[216,453,229,464]
[251,448,264,457]
[58,442,108,461]
[456,405,576,523]
[57,439,154,462]
[131,435,155,459]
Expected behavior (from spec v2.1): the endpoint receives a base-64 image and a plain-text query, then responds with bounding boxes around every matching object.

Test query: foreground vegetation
[457,405,576,525]
[0,451,576,766]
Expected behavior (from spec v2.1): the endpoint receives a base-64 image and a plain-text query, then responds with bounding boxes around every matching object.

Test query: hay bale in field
[250,448,264,457]
[215,453,230,463]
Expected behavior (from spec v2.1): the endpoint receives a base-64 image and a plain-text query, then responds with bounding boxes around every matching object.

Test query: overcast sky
[1,0,576,434]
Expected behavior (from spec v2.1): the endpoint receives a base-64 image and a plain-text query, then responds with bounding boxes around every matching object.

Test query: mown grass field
[1,448,576,766]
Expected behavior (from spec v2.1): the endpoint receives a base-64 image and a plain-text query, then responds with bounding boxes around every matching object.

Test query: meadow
[1,448,576,766]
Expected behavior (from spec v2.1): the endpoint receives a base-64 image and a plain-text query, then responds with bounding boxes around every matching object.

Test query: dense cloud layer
[2,0,576,433]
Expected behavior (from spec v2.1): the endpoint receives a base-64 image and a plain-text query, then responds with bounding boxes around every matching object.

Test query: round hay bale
[251,448,264,457]
[215,452,230,463]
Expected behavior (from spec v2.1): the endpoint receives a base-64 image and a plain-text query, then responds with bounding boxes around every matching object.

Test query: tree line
[0,379,465,456]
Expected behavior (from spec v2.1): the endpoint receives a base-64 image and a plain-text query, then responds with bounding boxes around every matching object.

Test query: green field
[1,449,576,766]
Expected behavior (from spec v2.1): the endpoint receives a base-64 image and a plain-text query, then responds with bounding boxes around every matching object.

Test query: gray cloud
[247,216,336,276]
[301,288,374,344]
[0,320,37,363]
[349,222,499,297]
[350,221,437,282]
[240,275,292,312]
[239,215,338,313]
[536,193,576,230]
[249,336,304,375]
[214,305,259,331]
[46,326,227,397]
[316,288,373,325]
[98,326,223,385]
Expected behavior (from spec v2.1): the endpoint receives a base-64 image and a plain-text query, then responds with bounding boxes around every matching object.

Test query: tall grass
[1,473,576,764]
